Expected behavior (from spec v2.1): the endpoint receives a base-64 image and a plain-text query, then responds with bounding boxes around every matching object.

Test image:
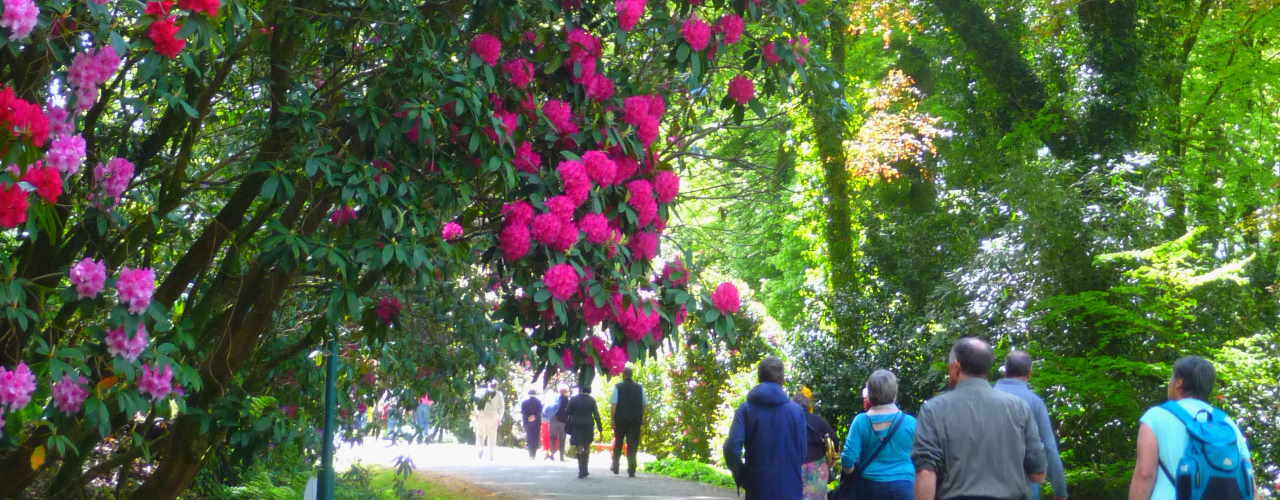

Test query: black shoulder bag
[828,413,905,500]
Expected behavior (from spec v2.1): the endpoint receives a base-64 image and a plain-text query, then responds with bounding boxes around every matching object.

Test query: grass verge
[641,457,736,490]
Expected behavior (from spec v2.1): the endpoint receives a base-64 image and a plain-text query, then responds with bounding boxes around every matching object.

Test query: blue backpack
[1158,401,1254,500]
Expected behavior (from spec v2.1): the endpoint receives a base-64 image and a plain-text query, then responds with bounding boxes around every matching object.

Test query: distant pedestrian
[541,391,559,460]
[521,389,544,459]
[912,337,1046,500]
[723,356,808,500]
[566,386,603,479]
[1127,356,1258,500]
[841,369,916,500]
[550,386,570,461]
[995,351,1068,500]
[611,367,646,477]
[793,392,836,500]
[413,393,433,444]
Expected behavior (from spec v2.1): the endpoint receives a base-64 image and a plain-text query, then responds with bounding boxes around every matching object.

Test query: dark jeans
[524,422,541,458]
[611,420,641,474]
[577,444,591,477]
[857,478,913,500]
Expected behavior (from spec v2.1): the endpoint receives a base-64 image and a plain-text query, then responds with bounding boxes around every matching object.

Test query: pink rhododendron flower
[0,0,38,41]
[674,305,687,325]
[441,221,463,241]
[557,160,592,204]
[567,28,602,64]
[561,348,575,369]
[94,157,135,207]
[728,75,756,105]
[584,73,615,102]
[545,195,576,217]
[500,223,531,261]
[552,219,579,252]
[106,324,148,361]
[622,96,651,128]
[541,99,578,136]
[70,257,107,299]
[681,17,712,52]
[602,345,628,375]
[611,150,639,182]
[762,42,781,65]
[716,14,745,45]
[626,179,657,227]
[628,231,659,260]
[578,213,610,244]
[712,282,741,314]
[653,170,680,204]
[501,200,534,226]
[178,0,219,16]
[543,263,580,301]
[582,294,610,326]
[790,35,810,64]
[616,0,645,31]
[144,0,173,16]
[375,297,401,324]
[618,301,660,341]
[52,373,90,414]
[116,266,156,314]
[494,109,518,141]
[0,363,35,413]
[470,33,502,67]
[148,17,186,58]
[138,363,174,400]
[503,58,535,89]
[67,46,121,96]
[22,163,62,203]
[329,205,357,226]
[0,183,28,228]
[662,258,689,286]
[0,87,50,147]
[531,212,564,246]
[46,134,87,176]
[45,106,71,137]
[582,150,616,186]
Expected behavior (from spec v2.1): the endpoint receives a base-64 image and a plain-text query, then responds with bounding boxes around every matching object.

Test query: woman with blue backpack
[1128,356,1258,500]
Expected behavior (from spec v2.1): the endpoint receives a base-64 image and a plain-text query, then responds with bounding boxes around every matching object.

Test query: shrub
[642,457,735,489]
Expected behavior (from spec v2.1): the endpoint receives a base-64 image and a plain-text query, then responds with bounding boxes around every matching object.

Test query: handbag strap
[855,413,905,472]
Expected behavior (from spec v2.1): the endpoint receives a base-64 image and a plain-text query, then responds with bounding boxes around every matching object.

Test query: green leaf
[677,44,689,63]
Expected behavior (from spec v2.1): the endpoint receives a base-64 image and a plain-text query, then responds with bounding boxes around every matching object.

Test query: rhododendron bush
[0,0,811,495]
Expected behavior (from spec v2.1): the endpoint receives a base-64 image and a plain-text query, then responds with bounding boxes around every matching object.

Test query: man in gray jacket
[995,351,1068,500]
[912,337,1046,500]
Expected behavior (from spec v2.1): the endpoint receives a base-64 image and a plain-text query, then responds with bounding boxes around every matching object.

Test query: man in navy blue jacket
[724,356,808,500]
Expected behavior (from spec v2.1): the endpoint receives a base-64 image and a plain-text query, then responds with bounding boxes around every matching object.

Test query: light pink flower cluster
[602,345,627,376]
[542,99,578,136]
[70,257,107,299]
[616,0,645,31]
[94,157,135,207]
[138,363,173,400]
[653,170,680,204]
[116,266,156,314]
[628,231,659,260]
[106,324,149,361]
[514,141,542,173]
[0,362,36,411]
[67,46,121,111]
[626,179,657,228]
[715,14,745,45]
[46,134,87,176]
[441,221,463,241]
[503,58,535,89]
[471,33,502,67]
[544,263,579,301]
[712,282,741,314]
[52,373,90,414]
[728,75,756,105]
[1,0,38,41]
[45,106,72,137]
[681,17,712,52]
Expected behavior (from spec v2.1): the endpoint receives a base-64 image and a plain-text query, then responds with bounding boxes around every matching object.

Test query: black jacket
[565,393,603,446]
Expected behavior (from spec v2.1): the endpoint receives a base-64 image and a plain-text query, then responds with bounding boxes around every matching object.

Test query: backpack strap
[856,413,905,472]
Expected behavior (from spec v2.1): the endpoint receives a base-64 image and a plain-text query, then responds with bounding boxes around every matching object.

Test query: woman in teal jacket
[841,370,917,500]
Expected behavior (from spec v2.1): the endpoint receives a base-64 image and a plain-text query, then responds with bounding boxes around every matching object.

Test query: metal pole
[318,328,339,500]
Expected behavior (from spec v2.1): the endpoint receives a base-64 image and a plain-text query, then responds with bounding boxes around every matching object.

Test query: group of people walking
[723,338,1260,500]
[519,367,647,479]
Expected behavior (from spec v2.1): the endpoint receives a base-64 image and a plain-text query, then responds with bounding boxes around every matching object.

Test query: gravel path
[336,440,738,500]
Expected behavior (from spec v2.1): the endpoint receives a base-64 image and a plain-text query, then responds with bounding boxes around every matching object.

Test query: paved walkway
[336,440,737,500]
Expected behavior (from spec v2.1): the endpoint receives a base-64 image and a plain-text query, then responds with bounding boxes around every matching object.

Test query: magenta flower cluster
[0,362,36,412]
[712,282,741,314]
[106,324,149,361]
[52,373,90,414]
[543,263,580,301]
[138,363,173,400]
[46,134,87,176]
[116,266,156,314]
[70,257,107,299]
[0,0,38,41]
[93,157,135,207]
[67,46,121,111]
[441,221,463,241]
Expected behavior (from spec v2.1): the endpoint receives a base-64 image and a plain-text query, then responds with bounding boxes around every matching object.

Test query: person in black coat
[565,386,603,479]
[610,367,646,477]
[520,390,543,459]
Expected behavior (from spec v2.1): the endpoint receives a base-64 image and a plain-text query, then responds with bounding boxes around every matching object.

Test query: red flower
[144,0,174,16]
[22,164,62,204]
[0,183,29,228]
[375,297,401,325]
[0,86,51,147]
[148,18,187,58]
[178,0,220,16]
